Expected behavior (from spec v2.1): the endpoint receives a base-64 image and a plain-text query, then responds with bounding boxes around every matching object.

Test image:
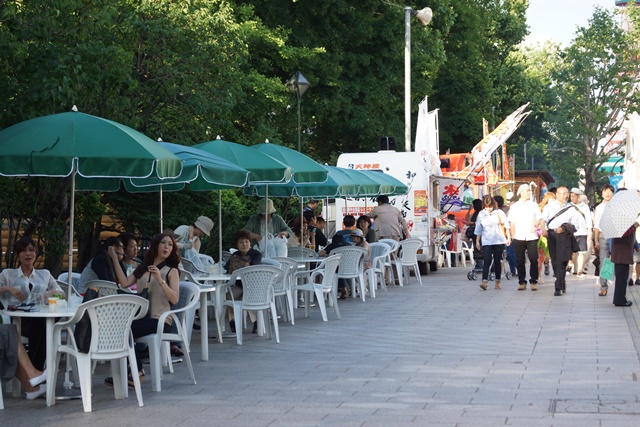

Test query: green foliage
[548,5,640,200]
[430,0,529,152]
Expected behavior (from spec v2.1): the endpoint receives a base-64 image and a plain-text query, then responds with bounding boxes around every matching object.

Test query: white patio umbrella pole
[264,185,269,253]
[159,185,164,233]
[66,163,76,301]
[300,197,304,248]
[218,190,223,266]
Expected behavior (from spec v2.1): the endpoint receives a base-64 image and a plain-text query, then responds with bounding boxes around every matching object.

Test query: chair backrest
[331,246,367,278]
[181,258,207,276]
[179,268,200,284]
[369,242,391,269]
[287,246,316,258]
[58,272,83,296]
[260,258,281,268]
[77,295,148,355]
[315,254,342,290]
[169,282,201,336]
[271,257,299,294]
[379,238,400,254]
[398,239,424,265]
[230,265,282,309]
[84,280,122,296]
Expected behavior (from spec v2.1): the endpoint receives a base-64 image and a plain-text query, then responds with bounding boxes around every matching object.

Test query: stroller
[467,246,512,281]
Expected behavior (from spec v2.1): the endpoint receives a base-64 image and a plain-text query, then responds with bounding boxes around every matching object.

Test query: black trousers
[613,263,630,305]
[547,231,568,292]
[21,317,47,371]
[131,318,171,372]
[513,239,539,285]
[482,244,505,281]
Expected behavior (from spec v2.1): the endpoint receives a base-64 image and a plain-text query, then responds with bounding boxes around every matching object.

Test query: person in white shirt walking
[508,184,543,291]
[569,188,592,277]
[593,184,614,296]
[475,195,512,291]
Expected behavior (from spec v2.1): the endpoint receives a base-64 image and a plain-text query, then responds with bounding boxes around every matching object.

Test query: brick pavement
[2,265,640,426]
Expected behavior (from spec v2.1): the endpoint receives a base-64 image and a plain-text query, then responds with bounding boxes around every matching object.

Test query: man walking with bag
[543,187,586,296]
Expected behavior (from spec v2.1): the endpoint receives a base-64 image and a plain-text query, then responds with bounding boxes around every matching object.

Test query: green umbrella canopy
[325,166,381,197]
[193,139,291,184]
[358,169,409,196]
[0,110,182,180]
[252,143,328,184]
[124,142,250,192]
[244,164,362,198]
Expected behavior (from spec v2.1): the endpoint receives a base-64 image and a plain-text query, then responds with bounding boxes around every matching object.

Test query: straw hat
[194,216,213,236]
[257,198,277,214]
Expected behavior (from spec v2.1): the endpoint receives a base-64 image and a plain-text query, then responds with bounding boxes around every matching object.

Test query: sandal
[598,289,607,297]
[170,345,184,357]
[105,369,144,388]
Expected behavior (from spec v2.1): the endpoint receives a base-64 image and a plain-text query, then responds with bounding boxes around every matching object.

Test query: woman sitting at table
[288,217,314,249]
[0,236,65,371]
[357,215,378,244]
[0,324,48,400]
[224,229,262,333]
[78,236,126,292]
[107,232,180,385]
[118,232,141,276]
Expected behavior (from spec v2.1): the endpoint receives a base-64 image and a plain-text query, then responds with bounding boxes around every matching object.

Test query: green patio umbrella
[124,142,250,233]
[359,169,409,196]
[244,165,360,198]
[193,139,291,184]
[0,108,183,294]
[252,142,328,184]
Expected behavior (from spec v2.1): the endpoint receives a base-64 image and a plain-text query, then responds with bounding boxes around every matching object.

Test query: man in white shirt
[543,187,587,296]
[569,188,592,277]
[508,184,543,291]
[593,184,614,296]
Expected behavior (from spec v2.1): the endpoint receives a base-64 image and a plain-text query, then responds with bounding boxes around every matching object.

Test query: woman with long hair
[78,236,126,292]
[107,233,181,384]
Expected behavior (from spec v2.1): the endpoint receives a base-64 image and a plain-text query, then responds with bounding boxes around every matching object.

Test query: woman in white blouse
[0,236,65,370]
[474,196,512,291]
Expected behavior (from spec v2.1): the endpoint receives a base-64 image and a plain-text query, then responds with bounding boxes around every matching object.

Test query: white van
[335,150,440,274]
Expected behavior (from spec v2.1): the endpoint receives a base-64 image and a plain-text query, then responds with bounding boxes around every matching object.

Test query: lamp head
[414,7,433,26]
[286,71,311,99]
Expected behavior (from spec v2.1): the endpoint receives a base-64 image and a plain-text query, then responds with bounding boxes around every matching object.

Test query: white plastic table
[1,300,79,406]
[190,273,231,359]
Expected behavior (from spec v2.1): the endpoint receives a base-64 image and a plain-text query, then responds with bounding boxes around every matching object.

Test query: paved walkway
[3,265,640,426]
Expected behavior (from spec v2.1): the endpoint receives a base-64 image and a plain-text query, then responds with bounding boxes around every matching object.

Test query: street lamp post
[286,71,311,152]
[404,6,432,152]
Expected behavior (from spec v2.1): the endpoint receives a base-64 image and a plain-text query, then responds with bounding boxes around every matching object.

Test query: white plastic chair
[379,238,400,285]
[223,265,282,345]
[84,280,124,296]
[58,272,83,296]
[441,233,466,268]
[271,257,298,325]
[396,239,424,286]
[135,281,199,392]
[461,239,475,265]
[181,258,208,276]
[49,295,149,412]
[331,246,367,301]
[287,246,317,258]
[367,243,391,297]
[293,254,342,322]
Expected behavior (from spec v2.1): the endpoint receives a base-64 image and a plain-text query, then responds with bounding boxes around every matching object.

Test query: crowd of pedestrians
[462,184,640,307]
